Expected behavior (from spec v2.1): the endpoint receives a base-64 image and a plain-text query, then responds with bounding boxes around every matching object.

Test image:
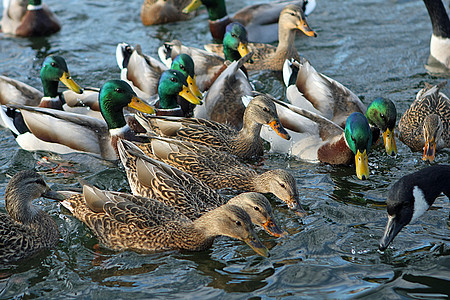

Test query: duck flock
[0,0,449,274]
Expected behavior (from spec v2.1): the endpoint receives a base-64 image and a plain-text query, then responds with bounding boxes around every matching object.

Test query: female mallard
[423,0,450,69]
[132,135,304,213]
[1,0,60,36]
[379,165,450,251]
[0,80,155,160]
[194,52,253,129]
[182,0,316,43]
[258,96,373,180]
[398,81,450,162]
[140,0,194,25]
[0,55,82,109]
[136,93,291,160]
[205,4,317,72]
[117,139,285,237]
[158,22,252,92]
[0,170,63,264]
[283,58,398,156]
[61,184,269,256]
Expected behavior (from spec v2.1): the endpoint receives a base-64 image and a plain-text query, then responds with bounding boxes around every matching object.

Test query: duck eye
[170,77,177,82]
[280,183,286,189]
[50,62,57,67]
[231,33,237,38]
[253,206,260,211]
[179,64,186,71]
[115,88,123,93]
[235,220,242,226]
[380,113,384,119]
[263,107,270,112]
[289,12,296,16]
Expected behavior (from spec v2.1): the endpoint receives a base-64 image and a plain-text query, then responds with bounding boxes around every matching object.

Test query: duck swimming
[0,170,63,264]
[0,80,155,160]
[61,184,269,256]
[136,93,291,160]
[398,81,450,162]
[379,165,450,251]
[182,0,316,43]
[1,0,60,37]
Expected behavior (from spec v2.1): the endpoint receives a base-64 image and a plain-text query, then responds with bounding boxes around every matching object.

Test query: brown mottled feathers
[399,81,450,151]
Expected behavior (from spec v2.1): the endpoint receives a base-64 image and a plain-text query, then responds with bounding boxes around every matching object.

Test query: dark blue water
[0,0,449,298]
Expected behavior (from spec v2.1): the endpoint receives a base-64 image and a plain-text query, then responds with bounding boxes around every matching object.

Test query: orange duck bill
[268,119,291,140]
[262,218,287,237]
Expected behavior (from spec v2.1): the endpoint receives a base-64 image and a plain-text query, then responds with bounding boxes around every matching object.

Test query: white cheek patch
[411,186,430,223]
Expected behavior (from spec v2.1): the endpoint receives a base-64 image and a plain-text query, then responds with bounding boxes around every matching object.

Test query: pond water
[0,0,449,298]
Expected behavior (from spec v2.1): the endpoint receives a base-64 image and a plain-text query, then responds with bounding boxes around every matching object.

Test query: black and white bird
[379,165,450,251]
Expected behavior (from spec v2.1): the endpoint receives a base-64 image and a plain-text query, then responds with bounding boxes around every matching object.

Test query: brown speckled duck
[1,0,60,37]
[182,0,316,43]
[398,81,450,162]
[133,136,304,213]
[204,4,317,72]
[61,184,269,256]
[117,139,285,237]
[0,170,63,264]
[135,93,291,160]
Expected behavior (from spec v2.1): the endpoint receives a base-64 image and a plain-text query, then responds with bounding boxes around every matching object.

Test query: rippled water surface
[0,0,449,298]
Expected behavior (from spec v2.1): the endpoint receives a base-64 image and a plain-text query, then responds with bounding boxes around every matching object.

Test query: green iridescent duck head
[365,97,397,156]
[99,80,155,129]
[345,112,373,180]
[158,69,202,110]
[40,55,82,98]
[170,54,203,99]
[222,22,252,62]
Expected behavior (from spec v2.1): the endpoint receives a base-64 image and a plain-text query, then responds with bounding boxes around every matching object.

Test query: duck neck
[205,0,228,21]
[41,78,60,99]
[423,0,450,38]
[6,198,40,225]
[158,92,181,110]
[101,105,127,130]
[277,24,297,55]
[223,45,241,62]
[28,0,43,10]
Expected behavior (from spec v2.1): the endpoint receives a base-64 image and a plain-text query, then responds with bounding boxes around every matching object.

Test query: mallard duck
[204,4,316,72]
[194,52,253,129]
[132,135,304,213]
[0,170,64,263]
[64,46,203,118]
[423,0,450,69]
[256,96,373,180]
[115,43,202,102]
[136,93,291,160]
[182,0,316,43]
[158,22,252,92]
[0,80,155,160]
[0,55,82,109]
[118,139,285,237]
[1,0,60,37]
[379,165,450,251]
[398,81,450,162]
[283,58,398,156]
[61,184,269,256]
[140,0,194,25]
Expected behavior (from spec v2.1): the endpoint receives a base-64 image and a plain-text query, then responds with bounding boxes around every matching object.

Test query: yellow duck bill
[262,219,287,237]
[59,71,83,94]
[182,0,202,14]
[355,149,369,180]
[178,85,203,105]
[128,96,156,114]
[383,128,397,156]
[187,75,203,100]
